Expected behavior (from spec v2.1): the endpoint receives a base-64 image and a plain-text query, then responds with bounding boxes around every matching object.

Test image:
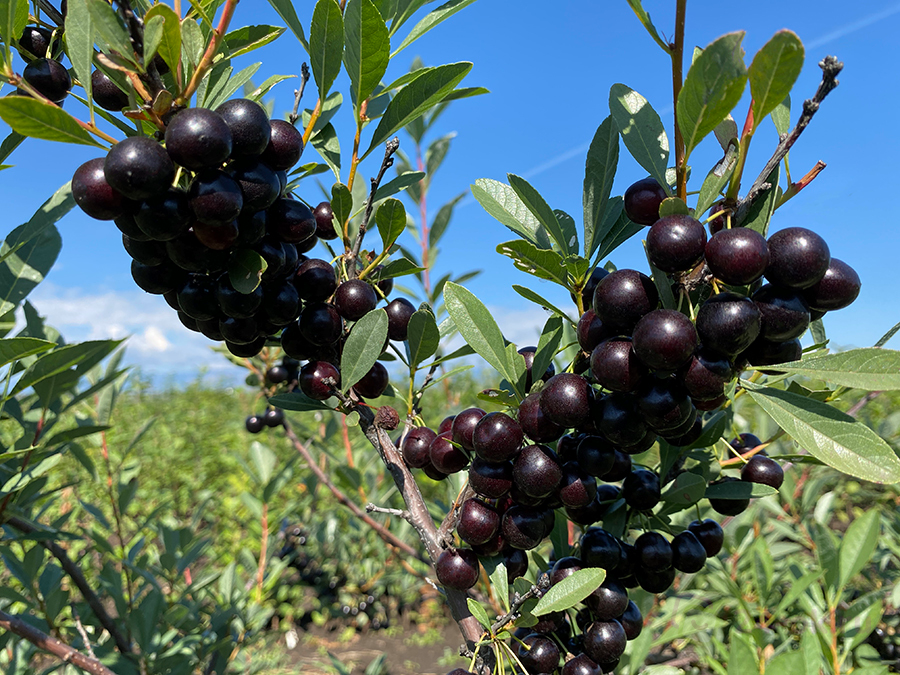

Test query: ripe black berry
[122,235,166,266]
[596,393,647,447]
[72,158,127,220]
[245,415,263,433]
[765,226,831,289]
[539,373,592,428]
[401,426,436,469]
[632,309,698,372]
[752,284,810,341]
[560,462,598,508]
[299,360,340,400]
[385,298,415,341]
[585,578,629,620]
[473,411,523,462]
[229,160,281,212]
[352,361,389,399]
[131,259,186,295]
[517,633,560,674]
[580,528,622,571]
[105,137,175,200]
[21,58,70,102]
[617,600,643,640]
[670,530,706,573]
[688,519,724,557]
[216,98,271,158]
[646,214,707,273]
[263,408,285,427]
[623,177,666,225]
[518,391,565,443]
[742,336,802,368]
[177,274,219,321]
[635,566,675,593]
[135,188,192,240]
[593,269,658,331]
[561,654,602,675]
[518,345,556,391]
[577,309,612,353]
[429,431,469,474]
[299,303,343,346]
[261,119,304,170]
[513,444,563,499]
[590,338,647,392]
[434,548,480,590]
[189,170,243,226]
[266,366,289,384]
[90,70,129,111]
[334,279,378,321]
[550,556,582,585]
[705,227,769,285]
[741,455,784,489]
[583,620,627,665]
[217,276,263,318]
[267,198,317,244]
[636,377,693,433]
[468,457,513,498]
[622,469,661,511]
[18,26,57,61]
[682,349,732,401]
[457,498,501,546]
[804,258,861,311]
[708,476,750,516]
[313,201,339,240]
[165,108,233,170]
[576,435,615,477]
[695,291,761,357]
[501,505,547,550]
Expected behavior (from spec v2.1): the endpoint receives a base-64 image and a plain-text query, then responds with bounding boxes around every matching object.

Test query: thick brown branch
[438,483,474,544]
[280,421,424,561]
[736,56,843,223]
[0,609,117,675]
[5,516,133,655]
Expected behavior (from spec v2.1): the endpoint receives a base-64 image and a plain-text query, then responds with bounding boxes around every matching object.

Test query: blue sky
[2,0,899,382]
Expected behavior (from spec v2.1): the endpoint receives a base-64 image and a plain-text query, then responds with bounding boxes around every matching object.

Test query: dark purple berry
[617,601,643,640]
[708,476,750,516]
[386,298,416,341]
[687,519,724,557]
[517,633,560,674]
[267,197,317,244]
[580,528,622,571]
[189,170,243,226]
[401,427,436,469]
[646,214,707,273]
[518,391,565,443]
[135,188,192,240]
[429,431,469,474]
[299,360,340,400]
[593,269,658,331]
[632,309,698,372]
[468,457,513,498]
[804,258,860,311]
[559,462,598,509]
[21,58,70,102]
[753,284,810,341]
[583,620,627,665]
[741,455,784,489]
[216,98,271,158]
[261,119,304,170]
[472,412,523,463]
[229,160,280,212]
[313,201,339,240]
[294,259,337,301]
[513,444,563,499]
[501,505,547,550]
[352,361,389,399]
[105,137,175,200]
[765,227,831,289]
[457,499,501,546]
[334,279,378,321]
[635,566,675,593]
[695,292,761,357]
[670,530,706,573]
[539,373,592,428]
[434,548,480,590]
[622,470,661,511]
[72,157,127,220]
[585,579,629,620]
[165,107,233,169]
[623,177,666,225]
[90,69,129,110]
[705,227,769,285]
[596,393,647,447]
[590,338,647,392]
[451,407,486,452]
[245,415,263,433]
[518,345,556,391]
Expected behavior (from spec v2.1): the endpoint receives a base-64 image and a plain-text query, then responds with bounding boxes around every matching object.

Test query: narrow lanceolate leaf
[12,340,121,395]
[223,24,285,60]
[144,5,181,74]
[375,198,406,250]
[0,0,28,60]
[609,84,670,193]
[677,32,748,158]
[747,386,900,484]
[0,182,74,267]
[407,308,439,369]
[0,221,61,315]
[269,391,333,412]
[310,0,344,100]
[771,94,791,136]
[330,183,353,226]
[583,115,619,259]
[496,240,568,286]
[311,122,341,181]
[594,198,641,262]
[343,0,390,111]
[86,0,135,63]
[0,98,103,147]
[264,0,309,51]
[444,282,511,381]
[389,0,428,35]
[341,309,389,392]
[533,568,606,616]
[625,0,670,53]
[472,178,552,249]
[739,166,779,236]
[429,193,465,249]
[373,171,425,202]
[65,0,95,107]
[365,62,471,158]
[508,174,574,254]
[512,285,575,325]
[771,348,900,391]
[391,0,477,57]
[749,30,804,124]
[531,316,563,392]
[0,337,55,368]
[228,249,267,294]
[838,510,880,590]
[143,16,165,65]
[695,145,737,217]
[466,598,491,630]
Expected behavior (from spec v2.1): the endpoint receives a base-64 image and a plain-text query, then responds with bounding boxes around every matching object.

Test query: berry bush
[1,1,900,674]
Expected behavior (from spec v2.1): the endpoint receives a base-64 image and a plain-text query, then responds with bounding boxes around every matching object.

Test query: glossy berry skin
[623,177,666,225]
[72,158,127,220]
[585,579,629,620]
[385,298,416,341]
[682,349,732,401]
[164,108,233,170]
[517,633,560,674]
[468,458,513,498]
[590,338,647,392]
[225,335,266,358]
[122,235,166,266]
[18,26,56,61]
[539,373,593,428]
[580,528,622,571]
[577,309,612,353]
[518,345,556,391]
[632,309,698,372]
[245,415,263,433]
[637,378,693,432]
[176,275,218,321]
[765,227,831,289]
[90,70,128,110]
[353,361,389,399]
[741,455,784,489]
[742,337,802,369]
[634,531,671,571]
[188,170,243,226]
[219,316,259,344]
[573,266,610,311]
[623,470,661,512]
[646,214,707,273]
[457,499,501,546]
[731,433,763,453]
[696,292,761,357]
[263,408,284,427]
[557,433,584,462]
[576,435,615,477]
[708,476,751,516]
[434,548,480,590]
[293,259,337,302]
[217,277,263,318]
[501,505,547,550]
[752,284,810,341]
[299,302,343,346]
[266,366,289,384]
[450,407,486,452]
[550,556,583,585]
[299,360,340,400]
[596,393,647,447]
[261,119,304,170]
[267,198,317,244]
[688,519,725,557]
[313,201,339,240]
[583,620,627,665]
[636,566,676,594]
[518,392,565,443]
[334,279,378,321]
[105,137,175,201]
[593,269,658,331]
[560,462,598,508]
[804,258,861,311]
[429,431,469,474]
[473,411,524,462]
[21,58,70,102]
[131,260,186,295]
[671,530,707,573]
[401,427,436,469]
[561,653,603,675]
[617,601,643,640]
[705,227,769,285]
[513,445,563,499]
[135,188,192,241]
[228,160,280,212]
[215,98,271,158]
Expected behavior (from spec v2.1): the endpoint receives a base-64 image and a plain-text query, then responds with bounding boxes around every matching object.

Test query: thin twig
[438,483,474,545]
[37,0,64,25]
[366,502,414,524]
[0,609,117,675]
[735,56,843,223]
[175,0,240,105]
[5,516,133,655]
[489,574,551,634]
[289,63,311,127]
[71,606,97,660]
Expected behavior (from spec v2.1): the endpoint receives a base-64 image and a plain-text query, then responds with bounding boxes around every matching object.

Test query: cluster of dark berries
[865,610,900,666]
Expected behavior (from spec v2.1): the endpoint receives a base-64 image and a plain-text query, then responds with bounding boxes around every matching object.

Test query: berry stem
[775,160,827,209]
[671,0,687,201]
[725,106,755,203]
[345,98,369,197]
[175,0,239,106]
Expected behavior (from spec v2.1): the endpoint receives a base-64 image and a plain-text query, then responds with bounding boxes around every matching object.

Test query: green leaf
[0,131,25,166]
[65,0,95,109]
[228,249,267,294]
[0,182,74,268]
[466,598,491,630]
[331,183,353,227]
[391,0,477,57]
[738,166,779,236]
[246,73,296,101]
[143,15,165,66]
[443,282,511,382]
[489,560,509,612]
[343,0,390,111]
[749,30,804,125]
[662,471,706,505]
[180,17,204,67]
[644,244,676,310]
[838,509,880,590]
[407,308,439,369]
[512,285,574,325]
[771,95,791,136]
[264,0,309,51]
[768,348,900,391]
[658,197,689,218]
[223,24,284,60]
[389,0,428,35]
[705,480,777,499]
[549,510,569,560]
[625,0,670,53]
[583,115,619,259]
[11,340,121,396]
[375,198,407,250]
[746,385,900,484]
[531,316,563,392]
[496,239,568,286]
[342,309,389,392]
[532,567,606,616]
[472,178,552,249]
[507,174,575,254]
[677,32,748,159]
[0,220,61,315]
[429,193,464,249]
[1,0,29,61]
[310,0,344,100]
[311,122,341,181]
[86,0,135,64]
[365,62,472,158]
[373,171,425,202]
[695,145,738,217]
[269,391,334,411]
[43,424,109,448]
[594,197,642,262]
[0,98,103,147]
[374,257,423,279]
[727,632,757,675]
[609,84,670,193]
[0,337,55,367]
